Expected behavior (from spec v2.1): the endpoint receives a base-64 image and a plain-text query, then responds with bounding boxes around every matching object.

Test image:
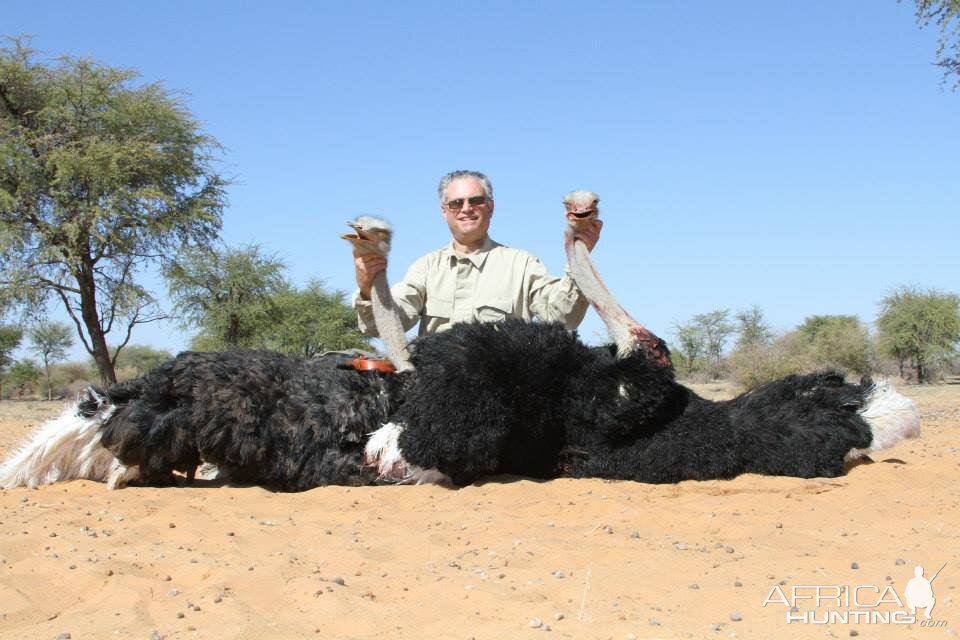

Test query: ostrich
[0,217,407,491]
[1,200,920,490]
[363,191,920,485]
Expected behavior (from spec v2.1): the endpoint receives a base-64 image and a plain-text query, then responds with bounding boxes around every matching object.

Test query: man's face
[441,177,494,246]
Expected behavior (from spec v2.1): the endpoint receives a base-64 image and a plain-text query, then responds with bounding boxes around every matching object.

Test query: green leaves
[0,37,227,383]
[165,244,371,356]
[877,285,960,382]
[911,0,960,89]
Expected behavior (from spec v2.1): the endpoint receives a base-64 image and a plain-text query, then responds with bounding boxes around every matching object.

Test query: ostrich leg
[342,216,413,372]
[562,191,671,366]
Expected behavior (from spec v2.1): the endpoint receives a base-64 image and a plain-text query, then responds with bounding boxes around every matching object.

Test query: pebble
[895,558,906,566]
[552,571,566,579]
[333,576,346,586]
[630,531,641,539]
[554,613,565,621]
[730,612,743,622]
[734,581,743,588]
[150,631,164,640]
[602,525,614,534]
[649,618,661,626]
[626,634,638,640]
[689,583,700,589]
[176,612,185,619]
[55,634,71,640]
[529,617,543,628]
[168,523,176,529]
[851,562,860,570]
[850,631,859,637]
[168,588,179,597]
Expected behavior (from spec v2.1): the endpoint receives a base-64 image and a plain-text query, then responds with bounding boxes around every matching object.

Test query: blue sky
[6,1,958,361]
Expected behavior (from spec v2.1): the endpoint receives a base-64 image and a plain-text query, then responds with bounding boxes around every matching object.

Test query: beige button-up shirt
[354,236,589,337]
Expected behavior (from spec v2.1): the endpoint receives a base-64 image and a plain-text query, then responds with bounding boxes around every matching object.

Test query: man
[352,170,602,337]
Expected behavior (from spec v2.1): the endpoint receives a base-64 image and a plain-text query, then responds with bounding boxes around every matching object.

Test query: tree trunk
[227,313,241,348]
[77,263,118,385]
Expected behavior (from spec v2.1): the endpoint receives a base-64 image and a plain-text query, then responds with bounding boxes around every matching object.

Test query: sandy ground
[0,382,957,640]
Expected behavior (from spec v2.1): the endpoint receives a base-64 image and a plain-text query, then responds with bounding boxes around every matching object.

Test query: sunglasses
[445,195,488,210]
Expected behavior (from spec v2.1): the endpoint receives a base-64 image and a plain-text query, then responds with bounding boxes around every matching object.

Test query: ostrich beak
[342,221,389,256]
[565,202,599,221]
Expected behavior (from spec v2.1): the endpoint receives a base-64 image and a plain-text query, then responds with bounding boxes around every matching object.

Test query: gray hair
[437,170,494,203]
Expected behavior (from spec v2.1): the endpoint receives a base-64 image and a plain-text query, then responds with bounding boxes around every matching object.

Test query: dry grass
[0,399,70,458]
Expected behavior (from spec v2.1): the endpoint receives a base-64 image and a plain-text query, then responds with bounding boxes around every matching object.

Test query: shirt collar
[443,236,499,270]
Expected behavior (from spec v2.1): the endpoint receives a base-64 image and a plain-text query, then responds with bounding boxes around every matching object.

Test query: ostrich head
[564,190,600,221]
[341,215,393,257]
[562,190,671,368]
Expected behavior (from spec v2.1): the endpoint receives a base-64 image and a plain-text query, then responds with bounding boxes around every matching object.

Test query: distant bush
[797,315,873,376]
[727,332,815,390]
[43,362,98,400]
[3,360,43,399]
[114,345,173,379]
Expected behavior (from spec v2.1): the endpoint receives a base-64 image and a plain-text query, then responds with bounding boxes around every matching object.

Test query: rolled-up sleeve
[353,257,430,338]
[526,258,590,330]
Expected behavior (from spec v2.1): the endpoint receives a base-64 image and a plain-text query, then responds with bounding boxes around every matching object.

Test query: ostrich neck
[370,272,413,372]
[563,227,639,357]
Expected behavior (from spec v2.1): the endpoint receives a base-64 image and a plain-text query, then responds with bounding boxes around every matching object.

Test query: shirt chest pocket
[423,298,453,321]
[473,298,514,323]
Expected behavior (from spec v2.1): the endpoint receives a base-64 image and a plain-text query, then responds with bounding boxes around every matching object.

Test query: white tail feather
[0,392,122,488]
[363,422,449,485]
[847,380,921,461]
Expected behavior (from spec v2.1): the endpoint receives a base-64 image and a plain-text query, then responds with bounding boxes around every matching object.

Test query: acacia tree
[164,244,288,351]
[797,315,873,376]
[734,305,773,350]
[166,246,371,356]
[877,285,960,382]
[0,38,227,384]
[910,0,960,88]
[265,280,372,358]
[0,324,23,400]
[694,309,735,376]
[672,321,706,375]
[28,320,72,399]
